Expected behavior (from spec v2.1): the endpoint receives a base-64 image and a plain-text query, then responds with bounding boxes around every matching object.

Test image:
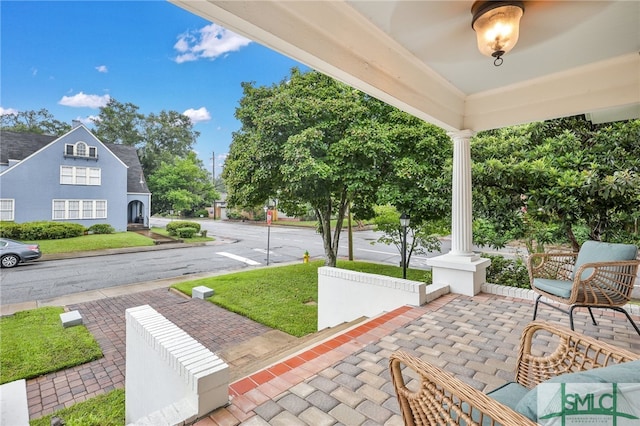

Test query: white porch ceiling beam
[465,53,640,131]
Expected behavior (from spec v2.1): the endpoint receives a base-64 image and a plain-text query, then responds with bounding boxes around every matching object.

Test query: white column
[450,129,476,257]
[426,129,490,296]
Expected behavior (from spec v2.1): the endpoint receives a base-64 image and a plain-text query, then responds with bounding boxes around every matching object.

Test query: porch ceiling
[170,0,639,132]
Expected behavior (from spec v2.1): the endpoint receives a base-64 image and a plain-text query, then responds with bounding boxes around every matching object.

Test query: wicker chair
[527,240,640,335]
[389,321,640,426]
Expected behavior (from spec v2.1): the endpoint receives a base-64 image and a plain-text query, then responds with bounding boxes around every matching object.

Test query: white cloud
[58,92,110,108]
[183,107,211,124]
[173,23,251,63]
[75,115,99,125]
[96,65,108,73]
[0,107,19,116]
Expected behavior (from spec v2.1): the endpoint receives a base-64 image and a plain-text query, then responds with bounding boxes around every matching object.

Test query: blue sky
[1,1,307,177]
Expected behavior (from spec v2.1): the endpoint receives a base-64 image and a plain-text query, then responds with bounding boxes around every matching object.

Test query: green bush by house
[176,227,197,238]
[87,224,115,234]
[0,221,85,240]
[165,221,201,235]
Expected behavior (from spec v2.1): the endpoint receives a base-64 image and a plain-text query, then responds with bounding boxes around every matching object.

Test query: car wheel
[1,254,19,268]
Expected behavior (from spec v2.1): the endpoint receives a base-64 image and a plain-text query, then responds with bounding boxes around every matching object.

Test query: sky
[1,1,308,178]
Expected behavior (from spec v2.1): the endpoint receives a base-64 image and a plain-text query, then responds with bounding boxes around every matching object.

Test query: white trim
[60,165,101,185]
[52,199,107,220]
[0,198,15,221]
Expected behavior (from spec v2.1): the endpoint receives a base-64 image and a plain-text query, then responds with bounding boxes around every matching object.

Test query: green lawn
[17,260,428,425]
[173,260,431,337]
[0,307,103,385]
[33,232,155,255]
[30,389,125,426]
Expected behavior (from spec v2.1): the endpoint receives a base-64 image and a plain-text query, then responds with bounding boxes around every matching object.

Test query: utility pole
[212,151,215,184]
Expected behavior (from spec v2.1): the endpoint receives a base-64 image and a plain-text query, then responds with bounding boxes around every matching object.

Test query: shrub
[166,221,200,235]
[226,210,244,220]
[5,221,86,240]
[193,209,210,218]
[87,224,115,234]
[0,222,21,239]
[482,253,530,289]
[176,227,196,238]
[200,229,208,237]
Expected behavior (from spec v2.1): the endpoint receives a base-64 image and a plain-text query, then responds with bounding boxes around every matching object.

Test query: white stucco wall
[125,305,229,425]
[318,267,441,330]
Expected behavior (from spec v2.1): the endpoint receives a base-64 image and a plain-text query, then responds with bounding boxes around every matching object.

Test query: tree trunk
[315,190,349,268]
[565,223,580,252]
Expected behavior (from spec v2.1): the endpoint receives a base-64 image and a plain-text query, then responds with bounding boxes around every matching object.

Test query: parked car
[0,238,42,268]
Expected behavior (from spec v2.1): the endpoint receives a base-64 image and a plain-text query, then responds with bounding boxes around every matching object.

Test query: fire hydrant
[303,251,310,263]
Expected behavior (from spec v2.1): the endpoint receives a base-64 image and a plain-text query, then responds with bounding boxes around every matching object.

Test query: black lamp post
[400,213,410,279]
[264,206,271,265]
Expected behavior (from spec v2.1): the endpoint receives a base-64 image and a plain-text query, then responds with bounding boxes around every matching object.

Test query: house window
[64,142,98,158]
[52,200,107,220]
[89,168,101,185]
[76,168,87,185]
[82,201,93,218]
[60,166,101,185]
[0,199,14,221]
[53,200,66,219]
[61,166,74,184]
[68,201,80,219]
[76,142,87,156]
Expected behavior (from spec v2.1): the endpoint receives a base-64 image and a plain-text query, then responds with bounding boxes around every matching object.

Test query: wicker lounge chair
[389,321,639,426]
[527,240,640,335]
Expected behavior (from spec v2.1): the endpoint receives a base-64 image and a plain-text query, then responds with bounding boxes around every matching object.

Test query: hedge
[87,224,115,234]
[0,221,85,240]
[166,221,200,235]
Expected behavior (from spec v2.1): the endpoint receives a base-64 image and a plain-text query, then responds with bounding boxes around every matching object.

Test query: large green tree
[472,117,640,251]
[148,152,219,215]
[93,100,199,179]
[139,111,199,178]
[92,99,144,146]
[224,69,382,266]
[0,109,71,135]
[224,68,451,266]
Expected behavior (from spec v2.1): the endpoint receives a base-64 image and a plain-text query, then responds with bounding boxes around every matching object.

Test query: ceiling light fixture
[471,1,524,66]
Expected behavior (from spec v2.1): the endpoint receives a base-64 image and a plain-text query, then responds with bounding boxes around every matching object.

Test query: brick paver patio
[24,286,640,425]
[26,288,272,420]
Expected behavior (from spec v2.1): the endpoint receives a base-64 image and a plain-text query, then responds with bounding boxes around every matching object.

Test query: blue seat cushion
[455,383,529,426]
[533,278,573,298]
[573,241,638,280]
[486,381,530,410]
[514,359,640,421]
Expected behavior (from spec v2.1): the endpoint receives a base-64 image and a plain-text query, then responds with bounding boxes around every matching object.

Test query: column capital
[447,129,476,141]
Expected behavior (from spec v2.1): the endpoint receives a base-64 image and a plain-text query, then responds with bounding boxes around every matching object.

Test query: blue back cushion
[573,241,638,280]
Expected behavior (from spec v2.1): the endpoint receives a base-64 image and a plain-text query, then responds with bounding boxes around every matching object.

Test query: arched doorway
[128,200,147,228]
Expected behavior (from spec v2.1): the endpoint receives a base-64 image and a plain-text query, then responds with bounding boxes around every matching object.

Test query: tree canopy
[472,117,640,250]
[147,152,219,215]
[223,68,451,266]
[0,109,71,135]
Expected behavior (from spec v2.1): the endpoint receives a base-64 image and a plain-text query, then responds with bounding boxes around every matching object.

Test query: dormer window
[65,141,98,159]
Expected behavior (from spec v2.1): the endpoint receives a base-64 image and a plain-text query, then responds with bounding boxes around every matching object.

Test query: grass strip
[30,388,125,426]
[33,232,154,254]
[0,307,103,384]
[173,260,431,337]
